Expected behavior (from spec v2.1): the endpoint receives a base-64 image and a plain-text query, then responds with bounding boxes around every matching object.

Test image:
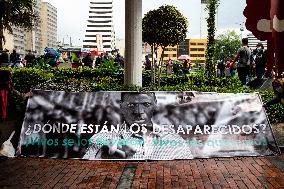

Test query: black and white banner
[17,90,280,160]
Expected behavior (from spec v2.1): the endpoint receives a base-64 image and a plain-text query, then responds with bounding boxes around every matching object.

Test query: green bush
[12,68,54,93]
[1,67,282,123]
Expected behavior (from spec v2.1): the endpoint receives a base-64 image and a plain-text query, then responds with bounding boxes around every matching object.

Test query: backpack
[238,46,251,67]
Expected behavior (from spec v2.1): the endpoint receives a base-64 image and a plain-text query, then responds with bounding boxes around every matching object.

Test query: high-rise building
[247,33,267,49]
[83,0,115,52]
[3,0,58,56]
[200,0,208,39]
[26,0,42,55]
[41,2,58,50]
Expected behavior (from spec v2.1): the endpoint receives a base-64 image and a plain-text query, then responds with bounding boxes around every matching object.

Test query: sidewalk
[0,155,283,189]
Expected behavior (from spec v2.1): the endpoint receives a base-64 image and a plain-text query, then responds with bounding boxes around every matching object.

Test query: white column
[124,0,143,86]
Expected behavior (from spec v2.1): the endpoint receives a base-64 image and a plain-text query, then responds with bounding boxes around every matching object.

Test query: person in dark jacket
[82,53,93,68]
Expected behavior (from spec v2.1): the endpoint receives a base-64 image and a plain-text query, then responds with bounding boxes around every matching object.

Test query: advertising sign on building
[96,34,104,52]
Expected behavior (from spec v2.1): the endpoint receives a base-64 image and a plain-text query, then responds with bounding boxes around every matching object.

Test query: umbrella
[178,55,190,60]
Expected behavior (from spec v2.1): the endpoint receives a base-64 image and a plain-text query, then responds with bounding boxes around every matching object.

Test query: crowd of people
[0,48,61,68]
[217,38,273,86]
[68,51,124,69]
[144,56,193,76]
[0,48,125,69]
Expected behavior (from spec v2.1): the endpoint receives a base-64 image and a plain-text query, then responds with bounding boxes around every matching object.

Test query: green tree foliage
[0,0,38,50]
[205,0,219,77]
[142,5,188,85]
[215,30,241,61]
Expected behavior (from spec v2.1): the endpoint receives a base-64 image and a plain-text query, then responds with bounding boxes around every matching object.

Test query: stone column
[124,0,143,86]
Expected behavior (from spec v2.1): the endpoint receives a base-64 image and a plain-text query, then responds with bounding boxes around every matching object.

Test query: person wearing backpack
[232,38,251,86]
[253,43,266,80]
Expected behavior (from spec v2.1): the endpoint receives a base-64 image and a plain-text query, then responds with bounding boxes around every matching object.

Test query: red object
[244,0,284,76]
[72,64,80,69]
[0,89,9,121]
[271,0,284,76]
[244,0,272,41]
[0,71,12,122]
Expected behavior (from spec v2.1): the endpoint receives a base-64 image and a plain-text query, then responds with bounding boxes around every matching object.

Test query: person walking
[232,38,251,86]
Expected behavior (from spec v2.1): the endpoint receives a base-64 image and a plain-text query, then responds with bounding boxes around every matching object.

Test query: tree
[0,0,38,50]
[215,30,241,61]
[143,5,188,85]
[205,0,219,77]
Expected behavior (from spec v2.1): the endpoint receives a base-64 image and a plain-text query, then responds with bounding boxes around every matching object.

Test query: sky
[45,0,249,46]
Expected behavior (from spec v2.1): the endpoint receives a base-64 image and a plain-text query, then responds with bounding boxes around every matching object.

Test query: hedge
[1,67,282,123]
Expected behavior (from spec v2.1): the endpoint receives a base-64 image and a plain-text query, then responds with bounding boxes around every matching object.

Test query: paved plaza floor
[0,155,283,189]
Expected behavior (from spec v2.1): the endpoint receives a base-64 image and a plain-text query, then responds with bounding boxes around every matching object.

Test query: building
[3,0,58,56]
[154,38,207,65]
[41,2,58,51]
[189,39,207,65]
[200,0,208,39]
[247,33,267,49]
[160,46,178,61]
[83,0,115,52]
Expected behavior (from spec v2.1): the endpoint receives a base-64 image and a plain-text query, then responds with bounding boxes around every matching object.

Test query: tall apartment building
[83,0,115,52]
[3,0,57,56]
[41,2,58,51]
[247,33,267,49]
[26,0,42,55]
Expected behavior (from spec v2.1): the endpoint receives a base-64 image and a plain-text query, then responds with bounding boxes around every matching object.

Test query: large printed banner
[17,90,280,160]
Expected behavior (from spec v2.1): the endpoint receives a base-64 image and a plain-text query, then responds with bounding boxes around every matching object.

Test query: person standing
[82,53,93,68]
[0,49,9,67]
[166,59,173,75]
[9,49,20,67]
[182,59,189,75]
[144,55,151,70]
[253,43,267,80]
[24,50,35,67]
[232,38,251,86]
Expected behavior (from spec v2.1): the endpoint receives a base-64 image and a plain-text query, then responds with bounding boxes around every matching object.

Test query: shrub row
[1,67,282,123]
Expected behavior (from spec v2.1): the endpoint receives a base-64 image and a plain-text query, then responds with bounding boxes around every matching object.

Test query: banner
[17,90,280,160]
[96,34,104,52]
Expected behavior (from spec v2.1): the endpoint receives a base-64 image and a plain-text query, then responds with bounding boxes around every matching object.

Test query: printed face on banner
[120,93,156,128]
[17,90,280,160]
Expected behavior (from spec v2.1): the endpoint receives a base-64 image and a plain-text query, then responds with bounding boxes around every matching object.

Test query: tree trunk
[151,45,155,85]
[0,26,4,51]
[158,47,165,87]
